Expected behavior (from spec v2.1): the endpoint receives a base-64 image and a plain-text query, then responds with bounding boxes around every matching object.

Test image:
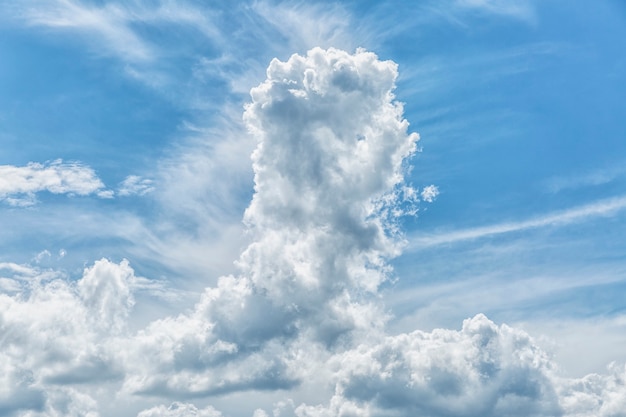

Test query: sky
[1,0,626,416]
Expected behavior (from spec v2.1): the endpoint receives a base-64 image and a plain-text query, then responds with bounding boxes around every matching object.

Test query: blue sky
[1,1,626,416]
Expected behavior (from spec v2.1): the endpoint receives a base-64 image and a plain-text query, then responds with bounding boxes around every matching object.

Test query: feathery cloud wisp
[410,195,626,248]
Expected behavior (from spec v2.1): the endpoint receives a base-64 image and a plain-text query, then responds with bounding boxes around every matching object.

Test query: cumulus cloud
[115,47,418,398]
[421,184,440,202]
[290,314,561,417]
[1,48,625,417]
[241,46,417,305]
[0,259,137,415]
[0,160,109,206]
[559,363,626,417]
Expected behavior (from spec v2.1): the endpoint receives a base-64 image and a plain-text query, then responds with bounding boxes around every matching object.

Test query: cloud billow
[297,314,562,417]
[1,47,625,416]
[126,47,626,417]
[120,46,420,399]
[240,46,419,333]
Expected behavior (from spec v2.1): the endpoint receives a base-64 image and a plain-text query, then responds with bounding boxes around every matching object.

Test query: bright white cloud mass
[1,1,626,416]
[0,160,110,206]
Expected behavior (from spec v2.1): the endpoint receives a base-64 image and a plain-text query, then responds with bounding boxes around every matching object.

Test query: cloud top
[243,47,418,296]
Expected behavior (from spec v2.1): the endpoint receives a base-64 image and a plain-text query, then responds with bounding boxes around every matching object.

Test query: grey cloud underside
[1,48,625,417]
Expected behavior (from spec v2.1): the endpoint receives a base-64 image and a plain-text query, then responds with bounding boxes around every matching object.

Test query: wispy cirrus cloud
[251,1,366,53]
[18,0,154,62]
[117,175,154,197]
[410,195,626,248]
[14,0,222,63]
[137,402,223,417]
[5,0,226,102]
[455,0,536,21]
[544,163,626,193]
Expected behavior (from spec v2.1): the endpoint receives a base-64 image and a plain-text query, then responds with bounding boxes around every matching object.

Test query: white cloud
[544,164,626,193]
[137,402,223,417]
[16,0,191,63]
[115,48,419,399]
[410,195,626,248]
[33,249,51,263]
[23,0,151,60]
[558,363,626,417]
[78,258,136,333]
[0,261,63,286]
[242,46,418,298]
[118,175,155,197]
[455,0,535,21]
[421,184,439,202]
[1,46,625,417]
[118,48,626,417]
[251,1,366,54]
[6,0,225,100]
[0,160,108,206]
[0,278,21,293]
[289,314,561,417]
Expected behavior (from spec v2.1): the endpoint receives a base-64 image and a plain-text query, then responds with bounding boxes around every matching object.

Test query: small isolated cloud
[34,249,52,263]
[118,175,155,197]
[421,184,440,202]
[0,159,109,206]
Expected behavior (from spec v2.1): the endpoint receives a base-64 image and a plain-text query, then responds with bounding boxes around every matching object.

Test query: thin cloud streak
[455,0,536,21]
[544,164,626,193]
[410,195,626,248]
